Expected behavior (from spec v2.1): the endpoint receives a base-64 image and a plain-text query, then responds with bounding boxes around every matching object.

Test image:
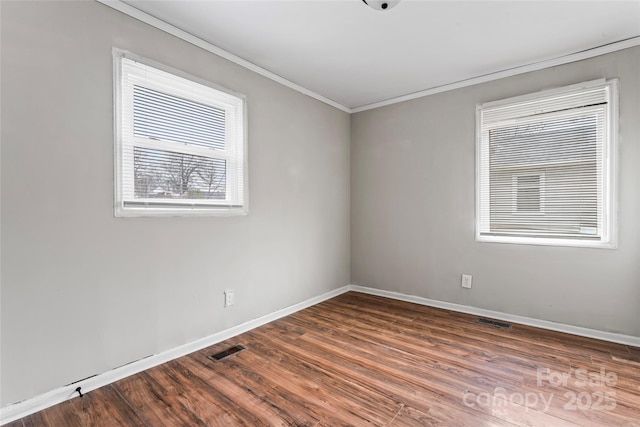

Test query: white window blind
[114,50,247,216]
[476,79,617,248]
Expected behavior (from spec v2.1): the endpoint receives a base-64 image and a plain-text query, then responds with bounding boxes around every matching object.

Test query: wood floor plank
[246,326,442,415]
[21,399,82,427]
[21,411,47,427]
[183,351,320,426]
[204,338,404,426]
[144,362,245,426]
[174,356,315,426]
[387,404,439,427]
[112,371,208,426]
[71,385,147,427]
[11,292,640,426]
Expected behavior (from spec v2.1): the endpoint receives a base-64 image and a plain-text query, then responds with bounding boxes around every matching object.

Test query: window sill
[476,234,617,249]
[114,205,248,218]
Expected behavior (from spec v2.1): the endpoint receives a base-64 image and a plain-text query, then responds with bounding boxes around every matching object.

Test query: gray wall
[2,0,638,411]
[0,1,350,406]
[351,46,640,338]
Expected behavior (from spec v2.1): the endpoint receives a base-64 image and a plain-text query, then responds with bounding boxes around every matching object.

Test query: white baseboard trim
[4,283,637,424]
[348,285,640,347]
[0,285,350,425]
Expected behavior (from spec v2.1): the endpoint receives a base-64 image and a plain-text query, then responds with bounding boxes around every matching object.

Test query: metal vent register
[476,318,512,329]
[208,344,246,361]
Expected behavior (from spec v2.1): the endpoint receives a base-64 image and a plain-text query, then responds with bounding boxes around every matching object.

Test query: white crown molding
[349,285,640,347]
[95,0,351,113]
[351,37,640,113]
[96,1,639,115]
[0,286,351,425]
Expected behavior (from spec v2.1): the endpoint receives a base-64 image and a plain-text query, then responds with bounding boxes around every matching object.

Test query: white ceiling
[122,0,640,110]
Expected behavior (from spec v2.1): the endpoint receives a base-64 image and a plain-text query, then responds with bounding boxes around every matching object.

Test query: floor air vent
[476,318,512,329]
[208,344,246,361]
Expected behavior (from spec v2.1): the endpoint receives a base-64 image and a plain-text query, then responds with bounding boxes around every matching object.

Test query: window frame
[113,49,249,217]
[475,79,618,248]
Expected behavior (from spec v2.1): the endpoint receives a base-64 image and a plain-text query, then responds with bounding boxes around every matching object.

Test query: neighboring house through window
[476,79,617,247]
[114,49,248,216]
[513,173,544,214]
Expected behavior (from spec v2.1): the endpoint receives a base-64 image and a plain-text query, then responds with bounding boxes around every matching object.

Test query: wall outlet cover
[224,289,235,307]
[461,274,473,289]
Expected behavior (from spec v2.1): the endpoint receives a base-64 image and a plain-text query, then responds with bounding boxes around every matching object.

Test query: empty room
[1,0,639,425]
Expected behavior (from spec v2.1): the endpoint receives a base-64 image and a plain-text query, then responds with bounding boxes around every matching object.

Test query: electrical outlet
[224,289,235,307]
[461,274,473,289]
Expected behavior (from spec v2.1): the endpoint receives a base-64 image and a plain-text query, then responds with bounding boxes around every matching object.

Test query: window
[513,173,544,214]
[114,50,247,216]
[476,79,617,248]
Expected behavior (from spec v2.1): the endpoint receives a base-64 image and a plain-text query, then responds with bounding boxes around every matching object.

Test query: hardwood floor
[8,292,640,426]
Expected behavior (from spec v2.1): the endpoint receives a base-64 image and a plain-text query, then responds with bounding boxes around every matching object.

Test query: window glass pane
[516,175,540,212]
[487,113,598,238]
[489,115,597,168]
[133,85,226,150]
[134,146,226,200]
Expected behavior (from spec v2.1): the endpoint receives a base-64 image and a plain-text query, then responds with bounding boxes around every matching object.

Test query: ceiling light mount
[362,0,400,11]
